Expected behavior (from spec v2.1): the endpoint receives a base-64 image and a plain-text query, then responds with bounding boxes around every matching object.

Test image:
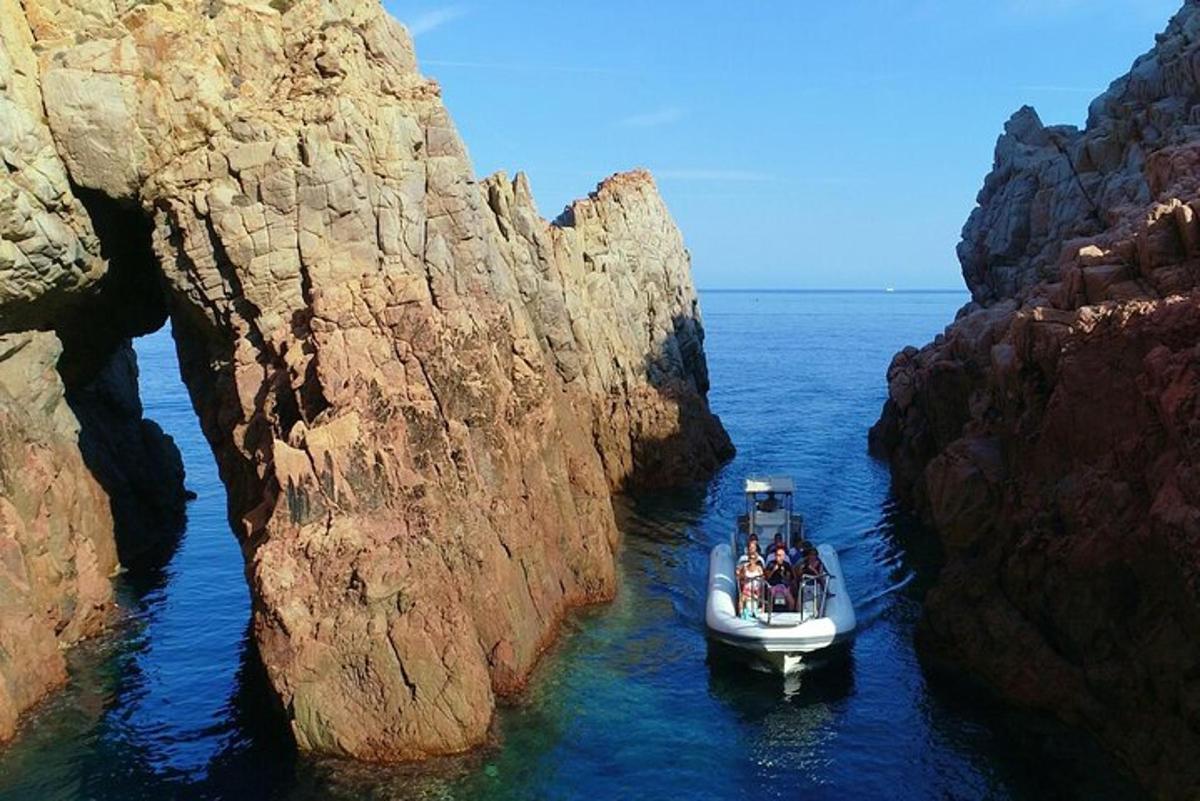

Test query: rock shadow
[58,187,190,570]
[620,312,735,490]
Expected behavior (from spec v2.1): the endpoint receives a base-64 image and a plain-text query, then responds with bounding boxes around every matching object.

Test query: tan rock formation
[871,4,1200,796]
[0,0,184,741]
[484,169,732,489]
[0,0,103,333]
[0,0,729,759]
[0,331,116,743]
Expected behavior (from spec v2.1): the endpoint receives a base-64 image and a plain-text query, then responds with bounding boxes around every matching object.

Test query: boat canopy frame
[734,475,804,556]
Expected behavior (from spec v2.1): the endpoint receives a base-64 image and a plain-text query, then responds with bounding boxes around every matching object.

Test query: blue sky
[384,1,1181,290]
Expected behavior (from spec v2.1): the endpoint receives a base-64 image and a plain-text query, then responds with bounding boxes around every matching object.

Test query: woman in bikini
[739,551,765,619]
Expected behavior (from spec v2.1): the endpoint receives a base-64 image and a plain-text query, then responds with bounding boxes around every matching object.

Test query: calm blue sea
[0,291,1144,801]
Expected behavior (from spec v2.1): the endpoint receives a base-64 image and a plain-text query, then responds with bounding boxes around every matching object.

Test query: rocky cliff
[484,169,732,489]
[0,331,117,743]
[871,3,1200,797]
[0,0,729,759]
[0,0,184,743]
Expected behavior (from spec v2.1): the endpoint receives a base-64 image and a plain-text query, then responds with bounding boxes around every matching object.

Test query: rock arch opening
[56,186,189,568]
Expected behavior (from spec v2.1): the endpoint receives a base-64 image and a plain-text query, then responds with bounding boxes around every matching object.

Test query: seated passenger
[735,534,760,568]
[798,547,832,597]
[787,533,806,566]
[757,491,780,513]
[764,533,790,563]
[739,553,765,619]
[735,538,761,613]
[764,544,795,611]
[799,547,825,575]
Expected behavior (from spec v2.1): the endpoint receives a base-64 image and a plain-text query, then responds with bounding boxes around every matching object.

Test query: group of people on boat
[735,532,827,618]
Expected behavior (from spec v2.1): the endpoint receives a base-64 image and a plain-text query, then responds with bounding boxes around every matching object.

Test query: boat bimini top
[738,475,803,546]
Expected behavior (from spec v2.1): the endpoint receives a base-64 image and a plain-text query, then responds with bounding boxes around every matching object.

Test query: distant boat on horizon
[885,287,896,293]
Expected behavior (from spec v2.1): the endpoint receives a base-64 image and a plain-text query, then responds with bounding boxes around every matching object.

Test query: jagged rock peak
[959,0,1200,307]
[482,166,732,488]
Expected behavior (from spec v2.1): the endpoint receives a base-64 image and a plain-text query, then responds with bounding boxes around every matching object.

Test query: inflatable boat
[705,477,856,673]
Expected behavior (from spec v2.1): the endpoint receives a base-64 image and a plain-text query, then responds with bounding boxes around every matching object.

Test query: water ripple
[0,292,1147,801]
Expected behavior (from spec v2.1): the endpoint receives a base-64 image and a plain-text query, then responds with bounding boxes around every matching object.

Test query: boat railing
[797,572,832,622]
[741,572,833,623]
[757,579,778,624]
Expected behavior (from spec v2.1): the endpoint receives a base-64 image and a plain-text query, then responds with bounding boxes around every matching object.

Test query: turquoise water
[0,291,1144,800]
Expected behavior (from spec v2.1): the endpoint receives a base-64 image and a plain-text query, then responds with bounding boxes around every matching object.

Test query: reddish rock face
[0,0,184,745]
[0,332,117,743]
[871,5,1200,797]
[0,0,730,760]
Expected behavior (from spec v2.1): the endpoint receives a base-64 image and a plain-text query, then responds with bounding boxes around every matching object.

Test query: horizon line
[697,287,967,294]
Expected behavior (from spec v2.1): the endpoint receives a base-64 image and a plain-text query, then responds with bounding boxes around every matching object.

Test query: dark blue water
[0,291,1144,801]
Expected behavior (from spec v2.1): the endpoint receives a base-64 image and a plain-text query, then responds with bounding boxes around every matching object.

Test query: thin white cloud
[1001,0,1085,15]
[999,0,1172,20]
[405,6,467,38]
[652,169,776,183]
[421,58,620,76]
[1017,84,1102,95]
[618,106,687,128]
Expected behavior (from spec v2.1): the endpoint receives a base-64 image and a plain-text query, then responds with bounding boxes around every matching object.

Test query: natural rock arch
[0,0,731,758]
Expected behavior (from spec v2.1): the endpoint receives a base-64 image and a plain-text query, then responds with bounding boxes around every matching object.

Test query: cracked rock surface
[0,330,117,743]
[0,0,730,758]
[871,3,1200,796]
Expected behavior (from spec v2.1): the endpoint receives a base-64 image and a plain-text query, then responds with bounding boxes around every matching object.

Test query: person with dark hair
[797,547,832,603]
[765,543,795,611]
[757,491,780,513]
[799,547,825,577]
[765,532,790,564]
[788,533,805,566]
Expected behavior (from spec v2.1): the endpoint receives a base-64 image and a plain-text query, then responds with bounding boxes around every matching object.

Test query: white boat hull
[704,542,855,673]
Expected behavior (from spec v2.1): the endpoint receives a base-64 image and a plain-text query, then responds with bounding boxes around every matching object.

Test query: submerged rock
[0,0,730,759]
[872,4,1200,796]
